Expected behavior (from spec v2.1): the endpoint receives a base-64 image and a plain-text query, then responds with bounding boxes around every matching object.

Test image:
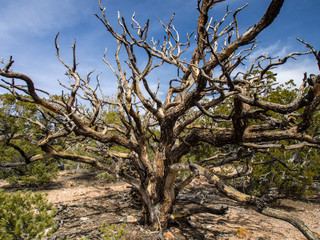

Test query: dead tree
[1,0,320,238]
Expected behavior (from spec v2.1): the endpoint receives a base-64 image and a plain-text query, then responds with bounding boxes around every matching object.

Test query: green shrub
[248,149,319,198]
[100,222,127,240]
[97,172,116,182]
[0,93,59,187]
[3,160,58,187]
[0,190,57,239]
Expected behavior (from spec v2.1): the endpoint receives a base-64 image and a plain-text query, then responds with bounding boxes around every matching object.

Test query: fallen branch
[170,205,228,220]
[170,162,319,240]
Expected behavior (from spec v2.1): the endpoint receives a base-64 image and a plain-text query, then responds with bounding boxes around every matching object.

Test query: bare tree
[1,0,320,238]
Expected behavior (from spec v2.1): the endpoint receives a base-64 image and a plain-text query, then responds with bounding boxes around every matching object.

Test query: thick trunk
[140,137,177,228]
[144,172,176,229]
[158,172,177,226]
[137,157,177,229]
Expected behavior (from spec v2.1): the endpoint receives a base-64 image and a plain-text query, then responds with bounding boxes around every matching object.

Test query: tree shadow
[0,179,64,192]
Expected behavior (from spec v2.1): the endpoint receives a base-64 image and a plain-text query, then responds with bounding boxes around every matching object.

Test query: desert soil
[1,171,320,240]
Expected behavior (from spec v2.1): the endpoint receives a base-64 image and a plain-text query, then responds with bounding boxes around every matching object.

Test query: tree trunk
[136,151,177,229]
[143,173,177,229]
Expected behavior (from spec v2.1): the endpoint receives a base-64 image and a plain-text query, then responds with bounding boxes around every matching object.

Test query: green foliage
[105,111,121,125]
[246,80,320,198]
[100,222,127,240]
[190,78,320,198]
[0,139,59,186]
[0,94,59,186]
[5,161,59,187]
[97,172,116,182]
[0,190,57,240]
[249,148,319,198]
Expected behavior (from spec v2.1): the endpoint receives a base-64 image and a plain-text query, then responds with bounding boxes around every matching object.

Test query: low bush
[4,160,59,187]
[0,190,57,239]
[100,222,127,240]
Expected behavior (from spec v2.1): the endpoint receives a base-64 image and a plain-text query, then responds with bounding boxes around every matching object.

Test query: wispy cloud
[0,0,99,95]
[249,41,290,60]
[241,41,318,85]
[0,0,93,42]
[1,0,319,98]
[275,57,318,85]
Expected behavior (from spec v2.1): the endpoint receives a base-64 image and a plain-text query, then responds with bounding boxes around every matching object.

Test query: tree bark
[142,173,176,229]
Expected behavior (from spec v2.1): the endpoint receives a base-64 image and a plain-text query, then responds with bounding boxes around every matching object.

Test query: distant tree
[1,0,320,238]
[0,94,59,186]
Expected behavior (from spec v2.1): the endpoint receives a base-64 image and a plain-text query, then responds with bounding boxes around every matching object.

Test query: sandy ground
[1,171,320,239]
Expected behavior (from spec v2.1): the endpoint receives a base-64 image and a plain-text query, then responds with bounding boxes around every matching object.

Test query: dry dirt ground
[1,171,320,240]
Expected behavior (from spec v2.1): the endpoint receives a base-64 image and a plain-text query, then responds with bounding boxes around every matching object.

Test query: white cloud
[275,57,318,86]
[248,41,290,61]
[0,0,93,42]
[241,41,319,86]
[1,0,318,99]
[0,0,101,95]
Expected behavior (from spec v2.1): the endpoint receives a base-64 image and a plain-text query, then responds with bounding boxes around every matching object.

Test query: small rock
[80,217,89,221]
[66,181,75,187]
[121,215,138,223]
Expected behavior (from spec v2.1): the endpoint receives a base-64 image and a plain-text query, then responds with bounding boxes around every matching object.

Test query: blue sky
[0,0,319,97]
